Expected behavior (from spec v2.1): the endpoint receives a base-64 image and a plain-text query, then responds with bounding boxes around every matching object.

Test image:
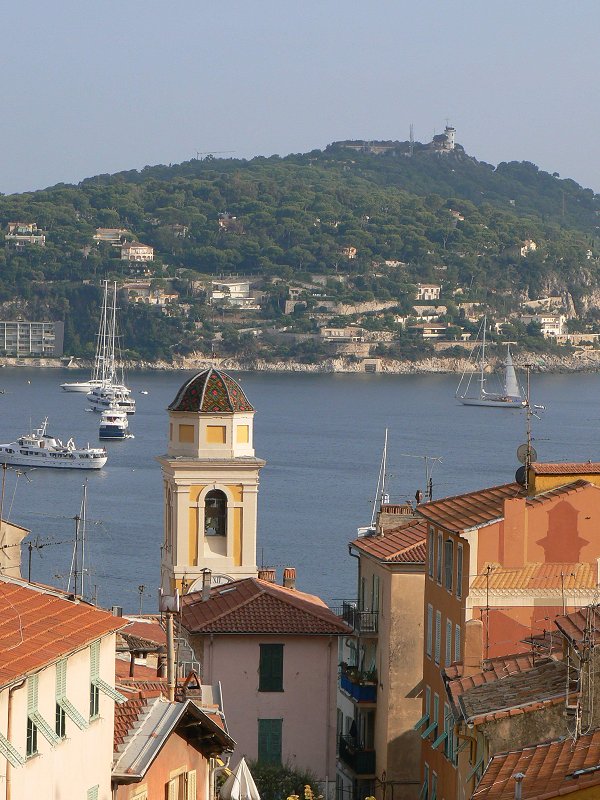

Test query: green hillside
[0,140,598,359]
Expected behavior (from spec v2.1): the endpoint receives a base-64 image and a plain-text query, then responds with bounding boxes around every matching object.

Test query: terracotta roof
[119,616,166,649]
[472,728,600,799]
[114,692,149,748]
[555,606,600,647]
[181,577,351,635]
[0,578,127,687]
[445,653,537,707]
[531,462,600,475]
[471,562,598,591]
[168,368,254,414]
[351,520,427,563]
[115,657,165,682]
[458,659,567,725]
[416,483,522,532]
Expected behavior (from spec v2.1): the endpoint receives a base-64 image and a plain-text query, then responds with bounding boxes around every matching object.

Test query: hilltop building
[5,222,45,247]
[0,320,64,358]
[120,242,154,262]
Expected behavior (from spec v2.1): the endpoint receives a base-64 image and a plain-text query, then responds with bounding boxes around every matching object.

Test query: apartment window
[90,642,100,719]
[457,544,463,599]
[444,703,452,760]
[26,717,37,758]
[426,604,433,658]
[425,685,431,719]
[428,527,434,577]
[258,718,282,765]
[372,574,380,613]
[436,533,442,583]
[205,490,227,536]
[259,644,284,692]
[27,673,59,752]
[434,611,441,665]
[433,694,439,737]
[444,539,453,592]
[455,624,461,663]
[445,619,452,666]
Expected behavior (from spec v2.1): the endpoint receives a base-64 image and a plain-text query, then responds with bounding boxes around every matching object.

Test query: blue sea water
[1,367,599,611]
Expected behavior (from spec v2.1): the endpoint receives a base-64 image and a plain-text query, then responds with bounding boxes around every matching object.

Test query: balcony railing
[339,666,378,703]
[338,735,376,775]
[331,600,378,634]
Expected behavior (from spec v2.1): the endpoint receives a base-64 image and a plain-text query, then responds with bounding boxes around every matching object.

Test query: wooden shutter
[445,619,452,666]
[258,718,282,764]
[434,611,441,664]
[27,675,38,713]
[56,660,67,700]
[186,770,197,800]
[90,641,100,679]
[426,604,433,657]
[457,544,463,598]
[167,778,178,800]
[259,644,284,691]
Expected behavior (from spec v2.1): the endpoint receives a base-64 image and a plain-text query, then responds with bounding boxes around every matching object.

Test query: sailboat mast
[479,316,487,398]
[370,429,388,528]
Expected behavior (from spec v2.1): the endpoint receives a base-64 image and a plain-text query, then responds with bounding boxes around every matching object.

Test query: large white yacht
[0,420,107,469]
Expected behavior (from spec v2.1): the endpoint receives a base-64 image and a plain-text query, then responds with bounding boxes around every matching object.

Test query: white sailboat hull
[60,380,103,393]
[459,396,525,408]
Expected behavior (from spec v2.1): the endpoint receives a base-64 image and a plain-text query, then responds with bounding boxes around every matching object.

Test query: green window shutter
[259,644,283,692]
[56,660,66,701]
[87,786,99,800]
[93,677,127,704]
[258,718,282,765]
[90,641,100,680]
[27,675,38,714]
[0,732,25,767]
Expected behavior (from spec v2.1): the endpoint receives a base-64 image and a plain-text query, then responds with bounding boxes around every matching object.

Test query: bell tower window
[205,490,227,536]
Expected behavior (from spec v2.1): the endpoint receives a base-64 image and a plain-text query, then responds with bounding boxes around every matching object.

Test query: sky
[3,0,600,195]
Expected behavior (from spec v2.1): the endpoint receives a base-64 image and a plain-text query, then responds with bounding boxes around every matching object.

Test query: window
[372,574,380,613]
[423,763,430,800]
[236,424,249,444]
[178,424,194,443]
[436,533,442,583]
[457,544,463,599]
[56,659,89,731]
[90,642,100,719]
[205,490,227,536]
[426,604,433,658]
[445,619,452,666]
[206,425,226,444]
[26,717,37,758]
[425,685,431,718]
[55,703,66,739]
[428,527,434,577]
[259,644,284,692]
[444,703,452,759]
[434,611,441,665]
[444,539,453,591]
[258,718,282,764]
[455,624,461,663]
[433,694,439,737]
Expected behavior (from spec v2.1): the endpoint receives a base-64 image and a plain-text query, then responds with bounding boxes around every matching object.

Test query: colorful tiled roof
[0,577,127,688]
[114,692,150,748]
[351,520,427,563]
[555,606,600,647]
[458,658,567,725]
[416,483,522,532]
[182,577,351,635]
[168,368,254,414]
[471,562,597,591]
[472,728,600,799]
[531,462,600,475]
[445,653,537,707]
[119,616,166,650]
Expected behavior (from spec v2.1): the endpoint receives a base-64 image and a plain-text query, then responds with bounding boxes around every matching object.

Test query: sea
[1,367,599,612]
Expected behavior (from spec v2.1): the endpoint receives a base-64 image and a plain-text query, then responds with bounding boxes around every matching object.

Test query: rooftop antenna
[409,123,414,158]
[400,453,443,502]
[67,481,88,598]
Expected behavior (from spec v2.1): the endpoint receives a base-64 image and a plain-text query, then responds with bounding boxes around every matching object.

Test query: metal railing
[338,735,376,775]
[331,600,378,634]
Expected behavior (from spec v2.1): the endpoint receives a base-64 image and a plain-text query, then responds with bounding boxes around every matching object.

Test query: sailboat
[357,429,390,537]
[60,282,111,393]
[86,282,136,414]
[456,316,525,408]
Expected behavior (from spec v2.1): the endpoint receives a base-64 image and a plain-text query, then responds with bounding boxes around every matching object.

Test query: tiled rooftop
[0,578,127,687]
[458,658,567,725]
[416,483,522,532]
[444,653,536,708]
[473,728,600,799]
[351,520,427,563]
[168,368,254,414]
[531,462,600,475]
[182,577,351,635]
[555,606,600,647]
[471,561,597,591]
[114,692,150,749]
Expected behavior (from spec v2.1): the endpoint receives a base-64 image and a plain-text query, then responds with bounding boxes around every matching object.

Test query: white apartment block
[0,321,64,357]
[415,284,441,301]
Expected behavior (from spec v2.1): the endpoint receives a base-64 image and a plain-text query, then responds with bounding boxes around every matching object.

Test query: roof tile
[351,520,427,563]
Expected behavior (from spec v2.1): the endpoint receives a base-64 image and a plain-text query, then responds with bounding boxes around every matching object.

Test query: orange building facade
[415,464,600,800]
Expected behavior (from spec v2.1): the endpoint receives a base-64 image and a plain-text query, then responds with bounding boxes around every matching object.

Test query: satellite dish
[516,444,537,464]
[515,466,527,486]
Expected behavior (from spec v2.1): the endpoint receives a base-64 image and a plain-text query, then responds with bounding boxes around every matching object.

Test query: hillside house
[408,322,449,339]
[120,242,154,262]
[319,327,365,343]
[209,280,259,310]
[415,284,441,302]
[520,239,538,256]
[341,246,358,259]
[520,313,566,337]
[93,228,131,245]
[412,305,447,322]
[5,222,45,247]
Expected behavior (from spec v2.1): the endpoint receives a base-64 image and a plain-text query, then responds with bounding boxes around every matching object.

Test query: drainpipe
[211,754,232,800]
[6,679,25,800]
[326,636,333,799]
[166,612,175,702]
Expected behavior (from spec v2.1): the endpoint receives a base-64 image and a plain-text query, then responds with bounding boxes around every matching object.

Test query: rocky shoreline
[7,350,600,375]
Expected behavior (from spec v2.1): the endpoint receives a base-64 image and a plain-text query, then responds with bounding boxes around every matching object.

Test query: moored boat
[0,419,107,469]
[99,406,129,439]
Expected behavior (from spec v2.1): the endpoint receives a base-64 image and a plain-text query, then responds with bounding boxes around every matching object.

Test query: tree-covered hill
[0,139,599,358]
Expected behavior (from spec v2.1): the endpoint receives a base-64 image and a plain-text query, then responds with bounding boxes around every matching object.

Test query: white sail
[503,346,521,400]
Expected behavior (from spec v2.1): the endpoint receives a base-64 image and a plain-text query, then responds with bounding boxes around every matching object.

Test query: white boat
[85,282,136,414]
[61,379,104,394]
[99,406,129,439]
[456,317,525,408]
[61,282,112,393]
[0,419,107,469]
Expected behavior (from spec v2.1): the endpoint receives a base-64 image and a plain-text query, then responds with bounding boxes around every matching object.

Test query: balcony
[338,735,376,776]
[340,666,377,703]
[332,600,378,635]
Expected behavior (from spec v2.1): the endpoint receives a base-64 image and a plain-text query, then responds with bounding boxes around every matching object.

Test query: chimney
[258,568,277,583]
[283,567,296,590]
[462,618,484,677]
[111,605,123,617]
[201,569,212,601]
[502,497,527,568]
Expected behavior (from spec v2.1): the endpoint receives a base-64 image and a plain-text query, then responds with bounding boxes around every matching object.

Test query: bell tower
[158,368,265,593]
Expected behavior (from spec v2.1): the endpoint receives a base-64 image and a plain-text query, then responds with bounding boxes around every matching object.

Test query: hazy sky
[4,1,600,195]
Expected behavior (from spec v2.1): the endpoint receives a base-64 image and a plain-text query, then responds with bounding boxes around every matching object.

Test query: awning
[431,730,447,750]
[413,713,429,731]
[421,721,437,739]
